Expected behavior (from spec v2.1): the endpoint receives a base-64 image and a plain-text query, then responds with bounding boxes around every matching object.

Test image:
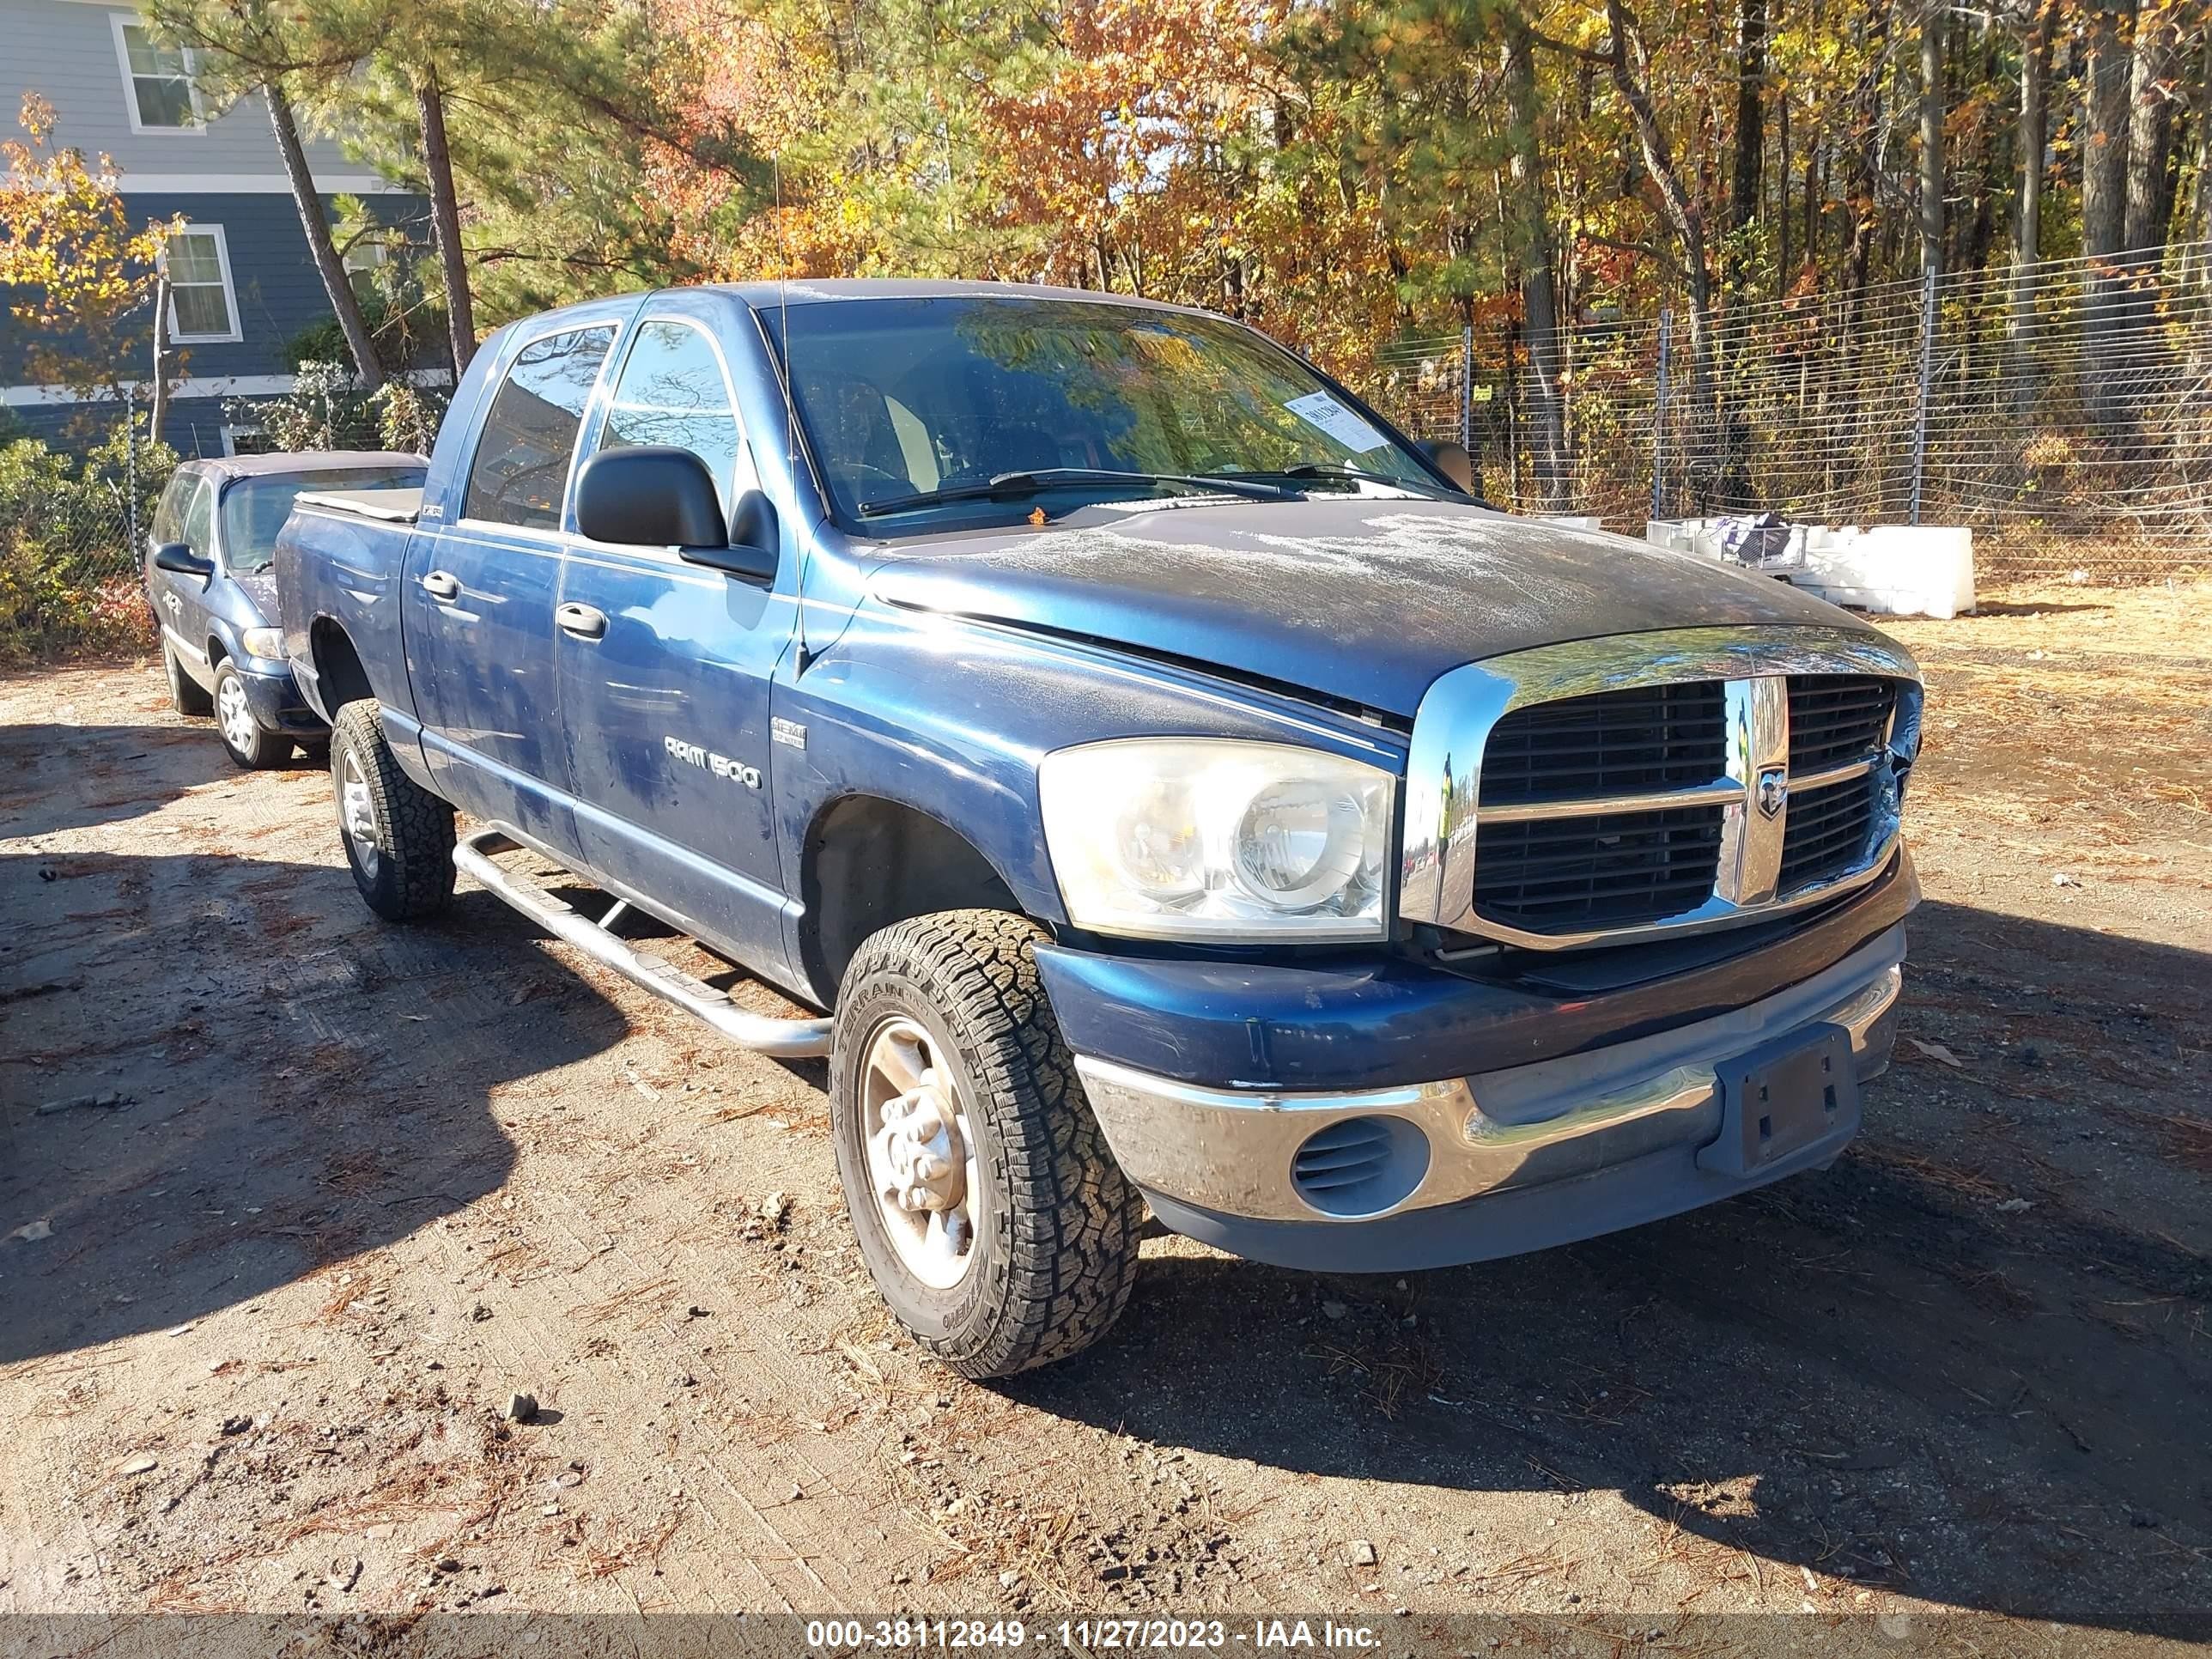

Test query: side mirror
[681,489,778,582]
[152,541,214,582]
[1419,440,1477,494]
[576,445,726,548]
[574,446,777,583]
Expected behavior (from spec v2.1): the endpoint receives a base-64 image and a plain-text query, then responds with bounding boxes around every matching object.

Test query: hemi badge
[771,718,807,750]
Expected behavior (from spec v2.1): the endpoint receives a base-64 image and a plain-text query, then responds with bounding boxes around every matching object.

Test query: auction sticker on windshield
[1283,390,1388,453]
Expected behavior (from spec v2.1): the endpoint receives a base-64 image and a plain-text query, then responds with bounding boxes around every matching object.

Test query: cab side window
[598,320,744,519]
[179,477,213,556]
[149,472,192,546]
[464,325,617,531]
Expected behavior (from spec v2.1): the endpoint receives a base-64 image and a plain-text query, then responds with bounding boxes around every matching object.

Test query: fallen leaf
[9,1218,52,1242]
[1909,1038,1965,1068]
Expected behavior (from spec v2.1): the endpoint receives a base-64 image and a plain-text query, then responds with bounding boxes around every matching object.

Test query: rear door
[556,299,798,976]
[404,319,623,859]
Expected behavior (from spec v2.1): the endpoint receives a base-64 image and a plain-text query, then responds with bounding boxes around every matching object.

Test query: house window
[165,226,240,343]
[342,239,386,303]
[112,17,202,132]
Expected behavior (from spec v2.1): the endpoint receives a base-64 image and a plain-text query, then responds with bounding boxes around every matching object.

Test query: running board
[453,827,833,1060]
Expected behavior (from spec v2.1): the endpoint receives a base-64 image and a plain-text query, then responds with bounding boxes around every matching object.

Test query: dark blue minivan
[145,452,425,767]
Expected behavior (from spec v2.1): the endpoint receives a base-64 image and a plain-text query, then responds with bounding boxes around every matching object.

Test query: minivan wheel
[213,659,289,769]
[328,698,456,921]
[165,640,213,715]
[831,910,1145,1379]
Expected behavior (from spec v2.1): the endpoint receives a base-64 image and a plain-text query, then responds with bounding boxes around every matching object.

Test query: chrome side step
[453,826,834,1060]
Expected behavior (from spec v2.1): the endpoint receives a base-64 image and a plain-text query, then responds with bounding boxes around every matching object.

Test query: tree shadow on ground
[0,723,244,841]
[0,851,630,1365]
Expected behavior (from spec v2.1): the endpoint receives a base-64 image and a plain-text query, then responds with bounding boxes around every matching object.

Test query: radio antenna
[776,154,811,674]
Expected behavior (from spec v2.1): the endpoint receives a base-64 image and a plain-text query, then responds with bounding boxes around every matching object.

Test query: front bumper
[1073,926,1903,1273]
[236,662,326,736]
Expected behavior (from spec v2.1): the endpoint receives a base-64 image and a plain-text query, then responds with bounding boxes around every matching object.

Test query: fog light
[1289,1115,1431,1218]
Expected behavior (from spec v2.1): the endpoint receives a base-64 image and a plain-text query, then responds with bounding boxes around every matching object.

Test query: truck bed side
[271,498,421,726]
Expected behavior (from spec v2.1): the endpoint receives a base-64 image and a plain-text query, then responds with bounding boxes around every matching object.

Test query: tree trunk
[1506,15,1571,511]
[1605,0,1721,507]
[1778,96,1793,290]
[2080,0,2137,437]
[1730,0,1767,293]
[149,272,169,447]
[2008,0,2055,416]
[2123,8,2179,252]
[2081,0,2135,258]
[413,64,476,377]
[1918,0,1944,277]
[1843,2,1894,332]
[265,78,384,392]
[2185,39,2212,292]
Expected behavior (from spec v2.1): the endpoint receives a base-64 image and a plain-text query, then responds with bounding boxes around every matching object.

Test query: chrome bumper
[1073,931,1902,1227]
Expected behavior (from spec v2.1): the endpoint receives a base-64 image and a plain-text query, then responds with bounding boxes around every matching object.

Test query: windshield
[769,296,1443,532]
[219,466,424,572]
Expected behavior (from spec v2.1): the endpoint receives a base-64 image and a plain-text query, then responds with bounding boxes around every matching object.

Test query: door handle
[556,602,609,641]
[421,570,460,602]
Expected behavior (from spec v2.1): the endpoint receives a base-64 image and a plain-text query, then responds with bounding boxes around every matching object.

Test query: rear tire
[165,641,212,715]
[213,659,289,769]
[329,698,456,921]
[831,909,1145,1379]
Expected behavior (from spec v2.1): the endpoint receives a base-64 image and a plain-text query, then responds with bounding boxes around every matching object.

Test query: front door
[556,303,797,981]
[404,321,622,860]
[149,471,216,685]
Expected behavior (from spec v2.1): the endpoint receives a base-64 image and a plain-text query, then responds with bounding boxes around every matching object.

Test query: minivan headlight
[1037,739,1395,942]
[241,627,287,660]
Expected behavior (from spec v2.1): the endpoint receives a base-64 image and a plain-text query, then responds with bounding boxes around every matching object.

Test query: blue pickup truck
[275,280,1923,1378]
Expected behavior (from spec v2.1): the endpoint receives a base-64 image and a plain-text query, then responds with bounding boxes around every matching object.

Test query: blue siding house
[0,0,434,456]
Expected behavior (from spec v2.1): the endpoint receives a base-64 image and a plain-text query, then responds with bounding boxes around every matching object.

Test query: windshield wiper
[857,467,1299,518]
[1217,463,1455,498]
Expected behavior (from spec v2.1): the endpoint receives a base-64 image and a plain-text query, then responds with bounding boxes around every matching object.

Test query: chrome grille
[1788,676,1897,773]
[1399,628,1921,951]
[1479,682,1727,806]
[1779,764,1880,891]
[1474,804,1724,932]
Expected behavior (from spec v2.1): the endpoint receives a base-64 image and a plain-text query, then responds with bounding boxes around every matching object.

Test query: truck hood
[865,498,1879,717]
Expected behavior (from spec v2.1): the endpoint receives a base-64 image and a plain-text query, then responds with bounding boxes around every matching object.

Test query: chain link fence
[1351,242,2212,581]
[0,395,170,665]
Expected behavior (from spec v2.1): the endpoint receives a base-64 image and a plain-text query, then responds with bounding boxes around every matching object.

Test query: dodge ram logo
[1755,765,1788,819]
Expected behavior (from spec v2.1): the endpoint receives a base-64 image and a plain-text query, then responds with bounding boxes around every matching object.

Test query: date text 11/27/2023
[801,1619,1383,1650]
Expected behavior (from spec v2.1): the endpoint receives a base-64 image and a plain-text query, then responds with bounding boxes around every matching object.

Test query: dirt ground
[3,581,2209,1656]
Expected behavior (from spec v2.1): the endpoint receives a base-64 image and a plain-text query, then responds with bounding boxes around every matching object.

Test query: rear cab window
[462,326,619,531]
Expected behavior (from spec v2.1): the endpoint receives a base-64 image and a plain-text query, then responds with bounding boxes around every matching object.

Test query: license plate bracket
[1698,1023,1860,1177]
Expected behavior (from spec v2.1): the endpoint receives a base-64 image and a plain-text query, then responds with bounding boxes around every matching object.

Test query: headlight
[1038,739,1395,942]
[241,627,286,660]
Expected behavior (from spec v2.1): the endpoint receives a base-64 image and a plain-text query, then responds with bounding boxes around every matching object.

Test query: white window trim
[218,422,266,458]
[110,13,206,136]
[164,223,242,345]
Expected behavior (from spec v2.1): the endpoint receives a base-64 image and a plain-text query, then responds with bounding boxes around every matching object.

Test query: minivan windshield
[769,296,1448,532]
[220,466,424,571]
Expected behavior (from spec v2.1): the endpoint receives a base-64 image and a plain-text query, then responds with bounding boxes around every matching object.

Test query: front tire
[165,641,213,715]
[831,910,1145,1379]
[329,699,456,921]
[212,659,289,769]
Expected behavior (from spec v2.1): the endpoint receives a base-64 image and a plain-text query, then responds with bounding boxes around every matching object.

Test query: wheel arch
[307,617,376,720]
[797,793,1032,1001]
